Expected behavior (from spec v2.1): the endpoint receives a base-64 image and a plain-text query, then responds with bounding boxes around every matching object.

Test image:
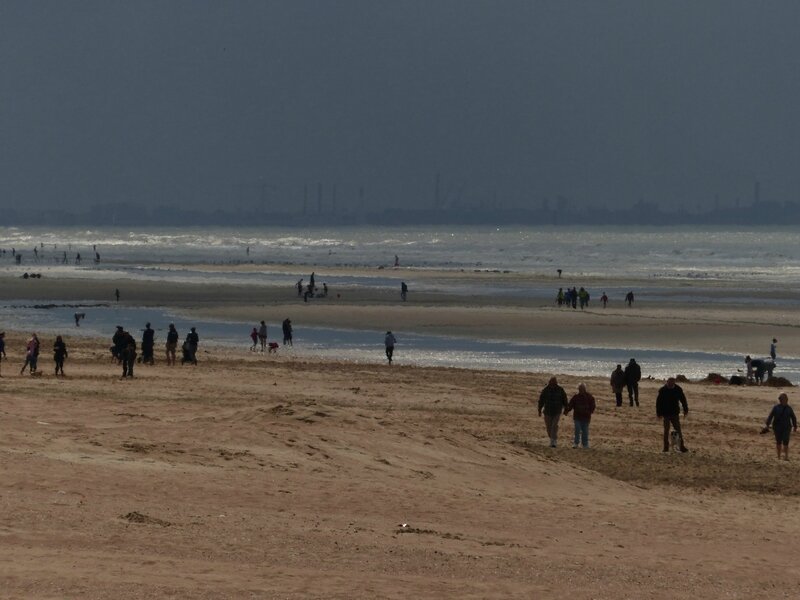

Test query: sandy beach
[1,266,799,598]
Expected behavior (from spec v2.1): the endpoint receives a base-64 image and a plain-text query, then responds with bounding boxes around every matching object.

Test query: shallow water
[1,302,792,382]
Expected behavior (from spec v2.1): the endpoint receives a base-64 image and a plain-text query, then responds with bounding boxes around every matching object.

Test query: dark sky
[2,1,800,214]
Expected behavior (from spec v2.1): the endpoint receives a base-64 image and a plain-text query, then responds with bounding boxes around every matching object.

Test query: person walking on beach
[578,287,589,309]
[556,288,564,306]
[610,364,626,407]
[624,358,641,407]
[296,279,303,297]
[401,281,408,301]
[141,323,155,365]
[566,383,596,448]
[121,331,136,378]
[20,333,40,375]
[115,288,120,302]
[601,292,608,308]
[656,377,689,453]
[625,291,635,307]
[166,324,179,366]
[111,326,125,362]
[53,335,68,376]
[250,327,259,351]
[770,338,778,361]
[384,331,396,364]
[537,377,568,448]
[183,327,199,365]
[258,321,268,352]
[282,319,293,346]
[765,393,797,460]
[570,287,578,309]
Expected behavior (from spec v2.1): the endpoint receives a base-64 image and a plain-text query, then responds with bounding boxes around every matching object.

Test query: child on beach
[250,327,259,351]
[765,393,797,460]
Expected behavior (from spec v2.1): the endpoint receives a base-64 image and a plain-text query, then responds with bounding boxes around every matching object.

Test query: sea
[0,225,797,381]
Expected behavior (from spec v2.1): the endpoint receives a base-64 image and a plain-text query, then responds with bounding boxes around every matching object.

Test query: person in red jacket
[566,383,596,449]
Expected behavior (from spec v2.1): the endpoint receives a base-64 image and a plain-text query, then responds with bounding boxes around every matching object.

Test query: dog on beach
[669,430,682,451]
[267,342,279,354]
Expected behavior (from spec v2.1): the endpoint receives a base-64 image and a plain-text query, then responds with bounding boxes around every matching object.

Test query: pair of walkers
[536,376,690,452]
[610,358,640,407]
[536,377,596,449]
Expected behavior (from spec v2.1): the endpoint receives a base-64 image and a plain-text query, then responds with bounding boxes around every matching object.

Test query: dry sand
[1,267,799,598]
[1,331,799,598]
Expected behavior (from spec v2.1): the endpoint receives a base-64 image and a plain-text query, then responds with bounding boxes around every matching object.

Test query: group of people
[744,339,779,384]
[537,374,690,453]
[249,319,293,351]
[0,332,68,377]
[556,288,630,309]
[556,287,591,309]
[297,272,329,302]
[538,361,796,458]
[110,323,199,376]
[610,358,641,406]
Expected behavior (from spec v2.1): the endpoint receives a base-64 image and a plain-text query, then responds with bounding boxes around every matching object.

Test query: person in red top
[566,383,596,449]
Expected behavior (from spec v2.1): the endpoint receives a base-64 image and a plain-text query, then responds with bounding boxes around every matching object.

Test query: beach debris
[36,421,49,425]
[766,377,794,388]
[121,511,171,527]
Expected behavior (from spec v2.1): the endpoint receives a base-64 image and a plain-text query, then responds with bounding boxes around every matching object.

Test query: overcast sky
[2,1,799,214]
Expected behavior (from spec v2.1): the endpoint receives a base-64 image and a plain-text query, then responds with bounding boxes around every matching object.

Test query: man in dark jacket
[121,331,137,378]
[141,322,155,365]
[656,377,689,452]
[537,377,568,448]
[624,358,641,407]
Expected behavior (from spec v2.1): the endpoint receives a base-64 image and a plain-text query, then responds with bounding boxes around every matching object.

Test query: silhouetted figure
[610,364,625,407]
[182,327,199,365]
[53,335,68,376]
[401,281,408,301]
[624,358,641,407]
[250,327,259,351]
[142,322,155,365]
[258,321,268,352]
[282,318,293,346]
[166,324,179,366]
[111,326,125,362]
[765,393,797,460]
[656,377,689,453]
[625,291,634,307]
[121,331,136,378]
[384,331,396,364]
[115,288,120,302]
